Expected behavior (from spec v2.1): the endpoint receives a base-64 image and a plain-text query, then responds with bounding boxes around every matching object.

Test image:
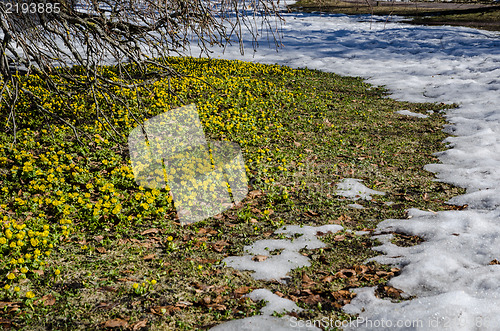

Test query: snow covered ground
[196,11,500,331]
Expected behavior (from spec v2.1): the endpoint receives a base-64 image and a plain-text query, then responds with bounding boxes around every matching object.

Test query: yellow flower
[166,236,173,242]
[7,272,15,280]
[26,291,35,299]
[151,279,157,285]
[14,287,20,292]
[132,283,139,289]
[4,284,10,290]
[54,269,61,276]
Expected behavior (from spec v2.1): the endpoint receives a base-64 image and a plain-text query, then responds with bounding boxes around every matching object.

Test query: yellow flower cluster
[0,216,57,291]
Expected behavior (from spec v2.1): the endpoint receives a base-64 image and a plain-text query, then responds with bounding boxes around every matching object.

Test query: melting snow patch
[223,224,342,282]
[343,208,500,329]
[210,289,320,330]
[395,109,429,118]
[336,178,386,201]
[348,203,365,209]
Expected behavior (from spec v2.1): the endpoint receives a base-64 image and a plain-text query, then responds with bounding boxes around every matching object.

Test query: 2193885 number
[3,2,61,14]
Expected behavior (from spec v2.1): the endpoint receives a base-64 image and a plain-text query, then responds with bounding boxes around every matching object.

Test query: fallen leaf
[305,210,319,217]
[131,320,148,330]
[94,235,104,242]
[248,190,263,199]
[176,301,193,308]
[336,269,356,278]
[302,273,313,283]
[490,259,500,265]
[150,305,180,315]
[40,294,56,306]
[303,294,322,305]
[96,247,106,254]
[252,255,268,262]
[0,302,20,309]
[294,141,301,147]
[321,275,334,283]
[251,208,262,214]
[141,228,159,235]
[103,318,128,328]
[32,269,44,276]
[233,286,253,297]
[207,303,226,310]
[354,265,370,274]
[334,235,345,241]
[143,254,156,261]
[212,240,228,252]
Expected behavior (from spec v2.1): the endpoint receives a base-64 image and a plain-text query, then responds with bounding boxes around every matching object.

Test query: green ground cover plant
[0,57,463,330]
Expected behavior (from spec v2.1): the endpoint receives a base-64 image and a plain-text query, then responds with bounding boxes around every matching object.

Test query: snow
[202,10,500,331]
[222,224,343,282]
[395,109,429,118]
[210,289,320,331]
[335,178,386,201]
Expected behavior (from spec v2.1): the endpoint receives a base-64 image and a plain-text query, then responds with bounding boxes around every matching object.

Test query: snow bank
[335,178,386,201]
[204,12,500,330]
[223,224,343,282]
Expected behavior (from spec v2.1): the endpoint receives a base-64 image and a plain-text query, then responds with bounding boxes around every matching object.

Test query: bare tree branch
[0,0,283,147]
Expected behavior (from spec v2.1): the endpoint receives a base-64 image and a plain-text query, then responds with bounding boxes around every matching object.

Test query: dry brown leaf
[94,235,104,242]
[321,275,334,283]
[302,273,313,283]
[32,269,44,276]
[306,210,319,216]
[41,294,56,306]
[354,265,370,274]
[131,319,148,330]
[302,294,322,305]
[207,303,226,311]
[233,286,253,297]
[142,254,156,261]
[251,208,262,214]
[490,259,500,265]
[334,235,345,242]
[103,318,128,328]
[336,269,356,278]
[212,240,228,252]
[96,247,106,254]
[252,255,268,262]
[150,305,180,315]
[176,301,193,308]
[141,228,159,235]
[248,190,263,199]
[0,302,20,309]
[294,141,301,147]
